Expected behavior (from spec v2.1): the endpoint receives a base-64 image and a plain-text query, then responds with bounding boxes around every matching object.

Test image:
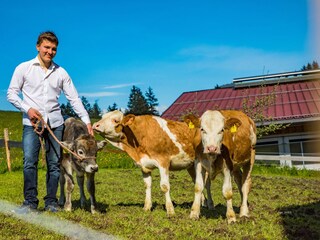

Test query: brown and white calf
[187,110,256,223]
[93,110,210,216]
[59,117,106,213]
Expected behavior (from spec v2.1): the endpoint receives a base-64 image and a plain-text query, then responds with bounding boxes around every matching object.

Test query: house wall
[256,120,320,167]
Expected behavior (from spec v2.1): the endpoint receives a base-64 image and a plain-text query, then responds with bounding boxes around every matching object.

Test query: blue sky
[1,0,319,114]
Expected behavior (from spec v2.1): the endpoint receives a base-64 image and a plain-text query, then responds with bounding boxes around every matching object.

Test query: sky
[0,0,319,114]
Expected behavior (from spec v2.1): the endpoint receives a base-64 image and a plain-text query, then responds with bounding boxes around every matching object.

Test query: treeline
[301,60,319,71]
[60,85,159,119]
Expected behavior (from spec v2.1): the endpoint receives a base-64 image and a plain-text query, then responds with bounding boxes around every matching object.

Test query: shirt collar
[32,56,57,70]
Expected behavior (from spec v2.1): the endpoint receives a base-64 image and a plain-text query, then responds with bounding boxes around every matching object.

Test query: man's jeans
[22,124,64,208]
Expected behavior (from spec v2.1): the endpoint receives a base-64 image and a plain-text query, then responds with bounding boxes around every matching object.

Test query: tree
[242,84,289,138]
[312,60,319,69]
[81,96,91,114]
[60,102,76,118]
[61,96,103,119]
[91,100,102,119]
[107,103,119,112]
[125,85,149,115]
[145,87,159,116]
[301,60,319,71]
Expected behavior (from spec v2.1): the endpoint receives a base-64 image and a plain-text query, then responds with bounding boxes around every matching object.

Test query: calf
[59,117,106,213]
[93,110,210,216]
[186,110,256,223]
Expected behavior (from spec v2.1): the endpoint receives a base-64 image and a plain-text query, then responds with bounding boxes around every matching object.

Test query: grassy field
[0,110,320,239]
[0,168,319,239]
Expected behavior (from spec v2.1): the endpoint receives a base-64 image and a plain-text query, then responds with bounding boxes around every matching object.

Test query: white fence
[255,155,320,170]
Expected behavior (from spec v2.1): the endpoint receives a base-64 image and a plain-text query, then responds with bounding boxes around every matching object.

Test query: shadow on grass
[116,202,145,208]
[108,199,243,222]
[70,199,110,213]
[278,201,320,240]
[114,200,240,221]
[198,203,242,220]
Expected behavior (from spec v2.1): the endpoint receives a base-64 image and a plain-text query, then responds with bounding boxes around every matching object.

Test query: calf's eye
[78,149,84,155]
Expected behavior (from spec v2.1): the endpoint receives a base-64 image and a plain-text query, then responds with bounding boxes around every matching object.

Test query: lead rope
[32,117,84,160]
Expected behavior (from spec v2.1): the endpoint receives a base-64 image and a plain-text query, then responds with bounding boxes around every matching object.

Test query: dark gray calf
[59,117,106,213]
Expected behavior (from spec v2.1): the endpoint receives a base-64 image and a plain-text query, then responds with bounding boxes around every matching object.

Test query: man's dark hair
[37,31,59,46]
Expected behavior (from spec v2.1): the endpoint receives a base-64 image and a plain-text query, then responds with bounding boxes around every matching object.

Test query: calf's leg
[158,166,175,217]
[86,172,97,214]
[187,163,213,210]
[64,172,74,211]
[58,170,66,206]
[142,171,152,212]
[222,165,236,224]
[76,174,86,209]
[233,169,243,203]
[190,159,204,219]
[239,161,253,218]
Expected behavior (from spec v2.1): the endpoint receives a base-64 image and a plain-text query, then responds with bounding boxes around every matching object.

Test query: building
[161,69,320,169]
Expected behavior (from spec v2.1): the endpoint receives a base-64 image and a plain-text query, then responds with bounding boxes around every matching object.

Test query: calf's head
[92,110,125,142]
[61,135,107,173]
[200,110,241,154]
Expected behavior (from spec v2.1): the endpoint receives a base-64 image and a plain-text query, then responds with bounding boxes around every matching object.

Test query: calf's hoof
[166,203,175,217]
[143,203,152,211]
[227,216,237,224]
[240,206,249,218]
[166,208,175,218]
[190,211,200,220]
[64,206,72,212]
[91,209,98,214]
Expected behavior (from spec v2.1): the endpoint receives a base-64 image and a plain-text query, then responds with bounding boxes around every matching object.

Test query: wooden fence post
[4,128,11,172]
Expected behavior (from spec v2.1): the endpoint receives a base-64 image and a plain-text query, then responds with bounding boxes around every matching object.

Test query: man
[7,31,93,213]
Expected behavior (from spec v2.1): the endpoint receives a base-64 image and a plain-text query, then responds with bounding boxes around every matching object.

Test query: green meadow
[0,110,319,239]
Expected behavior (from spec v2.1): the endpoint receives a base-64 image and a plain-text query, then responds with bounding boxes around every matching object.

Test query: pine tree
[312,60,319,69]
[107,103,119,112]
[81,96,91,114]
[145,87,159,116]
[126,85,149,115]
[61,102,76,118]
[91,100,102,119]
[301,60,319,71]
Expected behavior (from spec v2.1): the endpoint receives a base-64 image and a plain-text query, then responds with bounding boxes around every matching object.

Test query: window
[289,138,320,157]
[256,141,279,155]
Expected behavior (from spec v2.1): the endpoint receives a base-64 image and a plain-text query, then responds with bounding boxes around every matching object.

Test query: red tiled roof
[161,74,320,123]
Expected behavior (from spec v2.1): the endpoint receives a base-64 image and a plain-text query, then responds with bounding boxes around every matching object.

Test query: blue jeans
[22,123,64,208]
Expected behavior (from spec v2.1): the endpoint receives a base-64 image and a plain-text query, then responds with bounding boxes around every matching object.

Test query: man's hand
[27,108,42,126]
[86,123,94,136]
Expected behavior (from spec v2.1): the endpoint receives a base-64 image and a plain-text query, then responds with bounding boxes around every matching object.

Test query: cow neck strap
[32,116,84,160]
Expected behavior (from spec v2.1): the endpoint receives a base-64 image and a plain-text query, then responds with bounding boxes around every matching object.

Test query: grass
[0,110,320,239]
[0,168,319,239]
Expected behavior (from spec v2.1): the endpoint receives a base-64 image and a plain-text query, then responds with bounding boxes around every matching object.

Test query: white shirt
[7,56,90,128]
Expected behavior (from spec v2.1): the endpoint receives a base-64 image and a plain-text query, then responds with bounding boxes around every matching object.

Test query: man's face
[36,39,57,66]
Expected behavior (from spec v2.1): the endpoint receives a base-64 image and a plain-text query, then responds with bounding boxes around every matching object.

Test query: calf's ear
[97,140,107,150]
[122,114,135,126]
[183,114,200,128]
[225,118,242,130]
[60,141,75,151]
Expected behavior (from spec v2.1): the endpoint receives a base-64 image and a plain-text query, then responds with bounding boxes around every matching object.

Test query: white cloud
[103,83,141,89]
[79,91,122,97]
